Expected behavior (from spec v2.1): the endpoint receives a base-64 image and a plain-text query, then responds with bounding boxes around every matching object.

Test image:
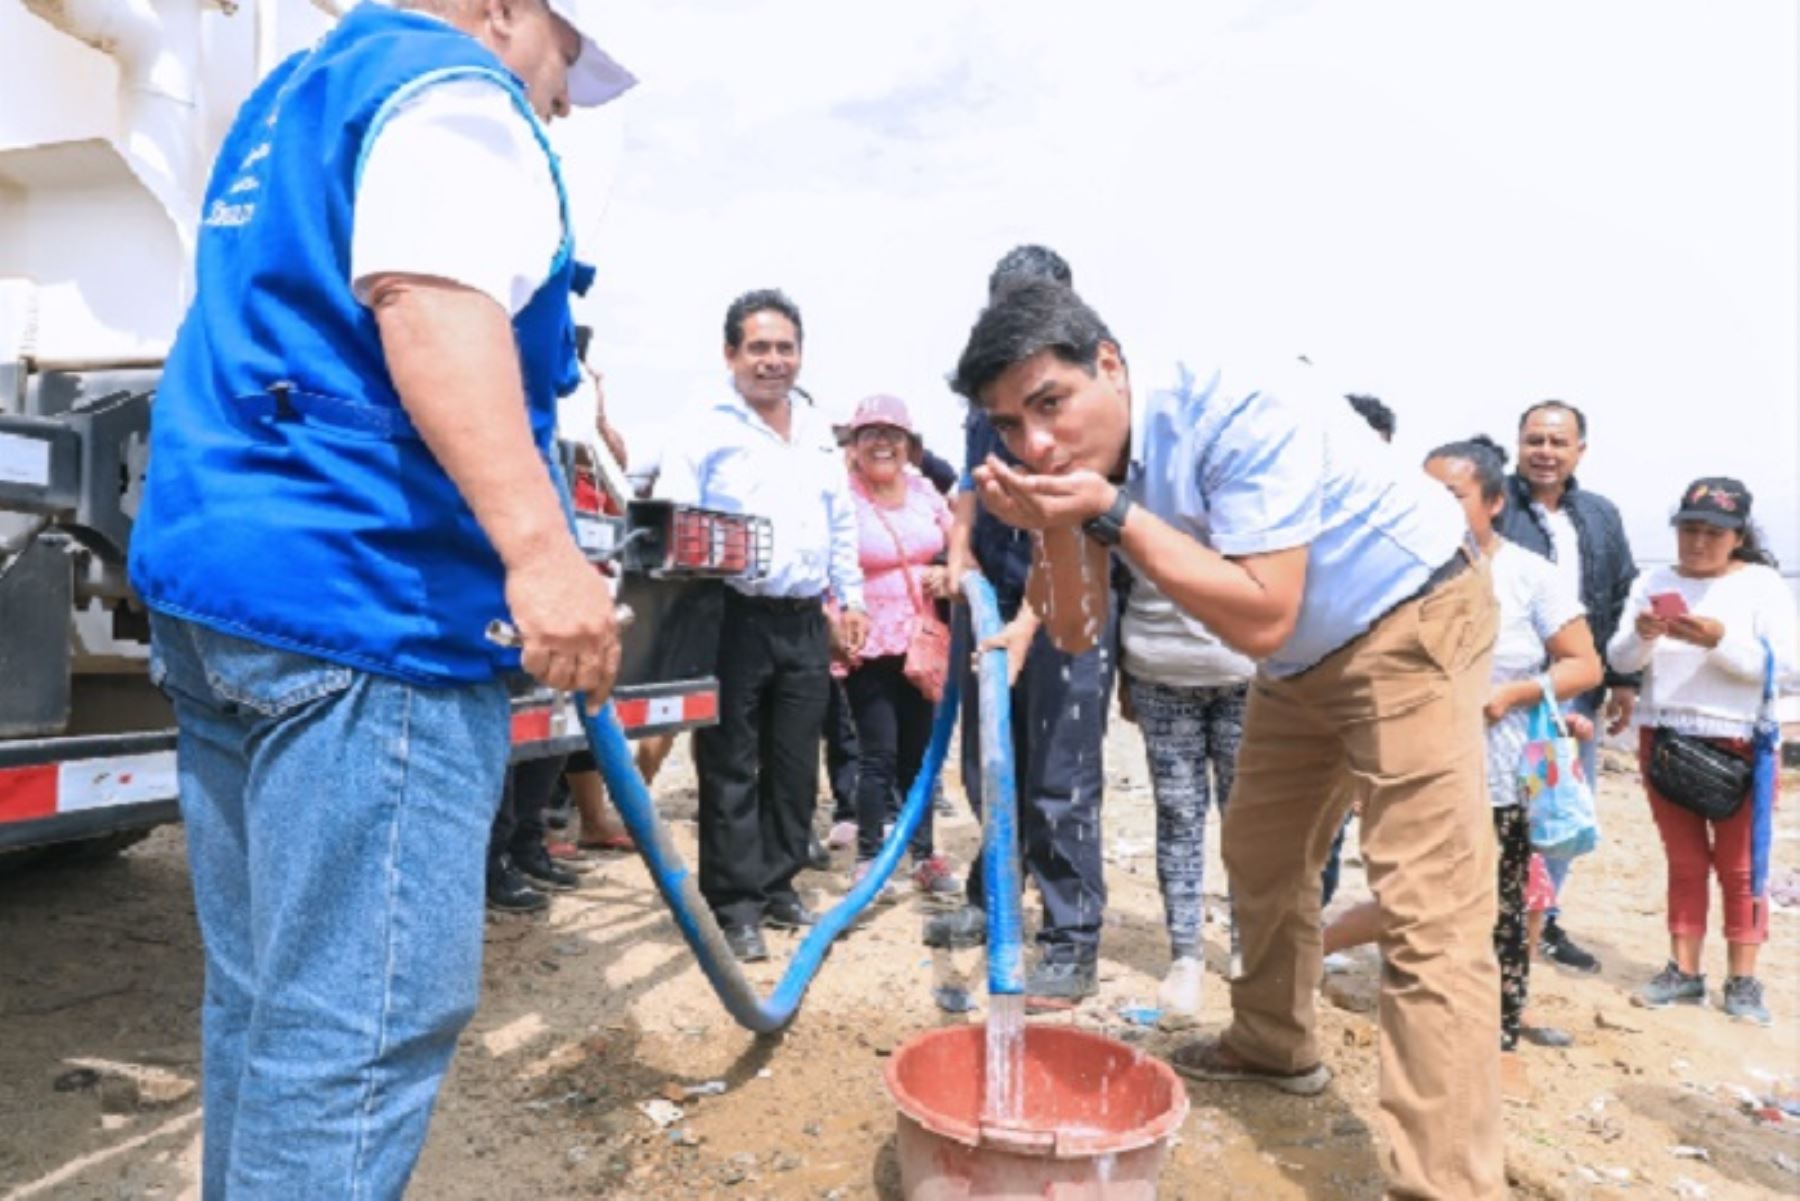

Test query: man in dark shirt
[927,245,1112,1003]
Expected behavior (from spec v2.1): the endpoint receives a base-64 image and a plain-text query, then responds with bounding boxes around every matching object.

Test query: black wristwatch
[1082,486,1133,548]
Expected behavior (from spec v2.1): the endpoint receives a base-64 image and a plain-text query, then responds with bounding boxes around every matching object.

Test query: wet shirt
[1125,360,1466,677]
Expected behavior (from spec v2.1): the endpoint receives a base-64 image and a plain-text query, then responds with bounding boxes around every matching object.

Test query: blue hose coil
[573,572,1024,1032]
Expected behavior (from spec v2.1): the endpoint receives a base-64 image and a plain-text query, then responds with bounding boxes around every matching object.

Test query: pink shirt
[850,472,951,662]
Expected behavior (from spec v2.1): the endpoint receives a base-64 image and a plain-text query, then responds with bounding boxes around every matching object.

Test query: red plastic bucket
[884,1023,1189,1199]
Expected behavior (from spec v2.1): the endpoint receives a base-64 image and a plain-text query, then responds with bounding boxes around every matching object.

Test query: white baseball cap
[544,0,637,107]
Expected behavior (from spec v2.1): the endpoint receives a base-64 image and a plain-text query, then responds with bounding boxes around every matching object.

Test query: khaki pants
[1221,561,1503,1199]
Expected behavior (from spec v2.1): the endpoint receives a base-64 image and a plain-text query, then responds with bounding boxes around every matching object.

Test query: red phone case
[1650,592,1688,619]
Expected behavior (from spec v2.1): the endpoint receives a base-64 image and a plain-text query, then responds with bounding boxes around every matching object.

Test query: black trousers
[824,677,860,823]
[844,654,935,862]
[959,605,1113,962]
[489,753,569,872]
[694,592,831,928]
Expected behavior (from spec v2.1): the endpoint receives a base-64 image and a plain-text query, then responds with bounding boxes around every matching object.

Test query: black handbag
[1646,727,1753,820]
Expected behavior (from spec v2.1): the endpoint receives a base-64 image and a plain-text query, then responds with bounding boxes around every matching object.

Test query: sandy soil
[3,724,1797,1200]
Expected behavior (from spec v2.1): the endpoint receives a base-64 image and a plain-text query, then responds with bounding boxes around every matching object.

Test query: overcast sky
[558,0,1798,573]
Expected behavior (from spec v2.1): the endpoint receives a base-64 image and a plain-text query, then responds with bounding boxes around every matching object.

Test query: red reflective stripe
[614,699,650,729]
[0,764,58,823]
[511,708,553,744]
[685,691,718,723]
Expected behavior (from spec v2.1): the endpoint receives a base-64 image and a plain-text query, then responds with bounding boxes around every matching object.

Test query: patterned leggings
[1493,804,1533,1050]
[1129,679,1249,959]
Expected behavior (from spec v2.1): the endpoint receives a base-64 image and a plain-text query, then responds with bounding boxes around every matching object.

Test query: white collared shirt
[656,387,865,609]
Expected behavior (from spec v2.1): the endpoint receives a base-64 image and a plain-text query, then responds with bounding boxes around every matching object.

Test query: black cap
[1672,477,1752,530]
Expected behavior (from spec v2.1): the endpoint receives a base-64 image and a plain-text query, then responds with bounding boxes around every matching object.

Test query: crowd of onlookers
[474,244,1794,1201]
[492,244,1795,1059]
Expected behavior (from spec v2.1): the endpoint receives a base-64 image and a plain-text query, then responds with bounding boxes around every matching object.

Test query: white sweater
[1607,562,1797,739]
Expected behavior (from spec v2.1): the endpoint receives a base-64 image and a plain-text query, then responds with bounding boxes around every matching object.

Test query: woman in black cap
[1608,477,1796,1025]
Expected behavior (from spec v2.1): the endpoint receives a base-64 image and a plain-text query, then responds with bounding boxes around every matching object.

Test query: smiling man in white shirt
[658,289,868,962]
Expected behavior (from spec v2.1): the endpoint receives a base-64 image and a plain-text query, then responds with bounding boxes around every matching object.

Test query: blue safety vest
[130,1,584,684]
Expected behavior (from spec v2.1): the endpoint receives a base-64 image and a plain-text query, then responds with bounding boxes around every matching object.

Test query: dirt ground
[3,721,1798,1200]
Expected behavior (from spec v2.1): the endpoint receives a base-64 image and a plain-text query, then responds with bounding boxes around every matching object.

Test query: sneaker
[1722,976,1772,1026]
[826,820,858,850]
[1024,957,1098,1003]
[487,862,549,914]
[922,905,986,949]
[1539,919,1602,973]
[1159,955,1205,1016]
[514,846,581,893]
[911,855,961,895]
[1632,961,1706,1009]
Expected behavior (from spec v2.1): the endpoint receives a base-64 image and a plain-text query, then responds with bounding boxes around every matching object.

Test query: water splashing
[984,994,1027,1125]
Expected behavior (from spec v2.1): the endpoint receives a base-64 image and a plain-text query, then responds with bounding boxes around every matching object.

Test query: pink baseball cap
[848,393,914,435]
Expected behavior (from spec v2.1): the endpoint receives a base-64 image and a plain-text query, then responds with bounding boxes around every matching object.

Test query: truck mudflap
[508,679,719,763]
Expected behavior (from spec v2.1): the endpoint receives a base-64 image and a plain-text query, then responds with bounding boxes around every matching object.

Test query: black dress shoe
[723,923,769,962]
[922,905,986,949]
[486,863,549,914]
[1539,919,1602,973]
[514,846,580,893]
[807,835,832,872]
[765,897,817,929]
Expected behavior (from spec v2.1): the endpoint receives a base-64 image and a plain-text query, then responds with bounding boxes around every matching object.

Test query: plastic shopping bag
[1519,677,1600,859]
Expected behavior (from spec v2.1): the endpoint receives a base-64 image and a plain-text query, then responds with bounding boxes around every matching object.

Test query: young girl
[1323,437,1601,1055]
[1609,477,1796,1025]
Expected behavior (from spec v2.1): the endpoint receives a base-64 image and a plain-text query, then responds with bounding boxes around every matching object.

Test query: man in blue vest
[128,1,634,1194]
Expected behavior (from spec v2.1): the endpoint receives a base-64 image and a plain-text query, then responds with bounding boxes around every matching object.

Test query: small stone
[803,1122,822,1138]
[566,1145,590,1165]
[659,1083,688,1105]
[1594,1010,1643,1034]
[772,1152,802,1173]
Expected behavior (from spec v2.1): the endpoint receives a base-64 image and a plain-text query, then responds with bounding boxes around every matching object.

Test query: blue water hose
[573,572,1024,1033]
[964,579,1024,996]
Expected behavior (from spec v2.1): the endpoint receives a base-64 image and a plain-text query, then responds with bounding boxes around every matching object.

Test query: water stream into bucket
[983,994,1027,1124]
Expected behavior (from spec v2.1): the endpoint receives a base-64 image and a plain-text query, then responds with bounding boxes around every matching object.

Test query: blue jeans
[1543,691,1605,921]
[151,614,508,1200]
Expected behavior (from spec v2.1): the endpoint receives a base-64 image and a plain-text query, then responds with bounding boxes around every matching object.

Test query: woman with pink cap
[837,394,961,895]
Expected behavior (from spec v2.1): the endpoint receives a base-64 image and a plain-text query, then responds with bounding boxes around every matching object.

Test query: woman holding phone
[1609,477,1796,1025]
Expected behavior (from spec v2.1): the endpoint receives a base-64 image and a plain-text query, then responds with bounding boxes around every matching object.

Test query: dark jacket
[1495,474,1641,699]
